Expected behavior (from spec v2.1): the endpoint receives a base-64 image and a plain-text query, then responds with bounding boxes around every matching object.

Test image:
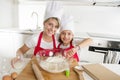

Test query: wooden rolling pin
[74,68,84,80]
[32,62,44,80]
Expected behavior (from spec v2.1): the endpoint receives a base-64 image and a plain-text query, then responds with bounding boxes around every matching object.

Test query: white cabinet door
[0,32,14,57]
[0,32,33,57]
[79,47,104,63]
[12,33,33,56]
[13,33,32,53]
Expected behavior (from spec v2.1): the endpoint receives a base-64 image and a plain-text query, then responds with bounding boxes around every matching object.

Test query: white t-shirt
[25,31,59,49]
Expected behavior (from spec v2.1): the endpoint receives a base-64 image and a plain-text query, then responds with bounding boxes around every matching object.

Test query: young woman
[11,1,64,67]
[58,15,92,62]
[19,17,60,57]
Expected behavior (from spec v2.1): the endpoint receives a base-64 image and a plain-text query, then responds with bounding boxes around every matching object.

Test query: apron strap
[70,42,73,48]
[57,43,61,48]
[36,32,56,49]
[69,42,79,61]
[36,31,43,47]
[52,35,56,48]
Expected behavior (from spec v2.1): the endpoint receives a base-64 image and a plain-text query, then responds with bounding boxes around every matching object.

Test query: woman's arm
[16,44,30,56]
[11,44,30,68]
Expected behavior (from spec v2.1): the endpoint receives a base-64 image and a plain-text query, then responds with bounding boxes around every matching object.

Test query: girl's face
[44,18,59,37]
[60,30,74,46]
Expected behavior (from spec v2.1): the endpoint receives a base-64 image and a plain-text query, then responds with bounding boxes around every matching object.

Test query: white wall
[0,0,18,28]
[64,5,120,35]
[18,1,120,35]
[1,1,120,36]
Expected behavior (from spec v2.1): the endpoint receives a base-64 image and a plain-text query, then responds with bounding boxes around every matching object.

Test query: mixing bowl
[36,50,69,73]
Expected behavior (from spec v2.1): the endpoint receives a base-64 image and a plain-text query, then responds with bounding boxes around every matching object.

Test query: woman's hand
[11,57,19,68]
[11,54,23,68]
[11,57,18,68]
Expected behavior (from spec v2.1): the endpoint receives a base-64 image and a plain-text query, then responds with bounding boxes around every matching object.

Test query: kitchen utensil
[36,50,69,73]
[74,67,84,80]
[32,61,44,80]
[39,55,69,73]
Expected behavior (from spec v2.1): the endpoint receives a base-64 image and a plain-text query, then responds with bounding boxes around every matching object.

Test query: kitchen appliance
[89,40,120,63]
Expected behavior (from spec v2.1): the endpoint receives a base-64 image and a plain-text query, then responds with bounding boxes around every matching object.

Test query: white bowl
[38,56,69,73]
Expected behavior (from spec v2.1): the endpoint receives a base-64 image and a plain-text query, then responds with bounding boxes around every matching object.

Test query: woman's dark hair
[44,17,60,28]
[58,36,63,43]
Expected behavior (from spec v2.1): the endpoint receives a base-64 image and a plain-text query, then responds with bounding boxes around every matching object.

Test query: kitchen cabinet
[0,31,33,57]
[12,33,34,57]
[89,39,107,63]
[0,32,14,57]
[87,51,105,63]
[78,47,104,63]
[79,39,108,63]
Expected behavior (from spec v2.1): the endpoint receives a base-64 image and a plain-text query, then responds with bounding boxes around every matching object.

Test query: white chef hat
[60,14,75,34]
[44,1,63,22]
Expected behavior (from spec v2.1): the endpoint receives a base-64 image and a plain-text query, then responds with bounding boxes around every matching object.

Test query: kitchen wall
[0,0,18,28]
[18,1,120,35]
[65,6,120,35]
[0,1,120,35]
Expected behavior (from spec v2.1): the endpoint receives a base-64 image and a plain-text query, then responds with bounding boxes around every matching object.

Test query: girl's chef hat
[44,1,63,22]
[60,14,75,34]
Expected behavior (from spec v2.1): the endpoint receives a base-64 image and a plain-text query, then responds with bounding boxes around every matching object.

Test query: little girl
[58,14,92,62]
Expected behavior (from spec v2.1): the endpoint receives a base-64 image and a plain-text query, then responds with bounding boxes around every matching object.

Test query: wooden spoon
[74,68,84,80]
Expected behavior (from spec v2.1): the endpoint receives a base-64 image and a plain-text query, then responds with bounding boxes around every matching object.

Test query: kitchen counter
[0,57,31,79]
[87,32,120,42]
[0,28,120,41]
[74,32,120,42]
[1,57,120,80]
[0,28,42,34]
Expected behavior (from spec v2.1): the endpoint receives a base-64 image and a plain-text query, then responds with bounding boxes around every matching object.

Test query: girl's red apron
[58,42,79,62]
[34,31,58,56]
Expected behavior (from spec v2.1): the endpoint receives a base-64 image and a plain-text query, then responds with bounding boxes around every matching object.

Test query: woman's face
[60,30,74,46]
[44,18,59,37]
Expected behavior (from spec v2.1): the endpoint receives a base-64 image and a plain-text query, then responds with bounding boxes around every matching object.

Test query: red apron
[58,42,79,62]
[34,31,59,56]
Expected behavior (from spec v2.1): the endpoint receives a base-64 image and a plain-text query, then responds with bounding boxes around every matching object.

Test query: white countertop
[87,32,120,41]
[0,28,41,34]
[0,57,31,79]
[0,28,120,41]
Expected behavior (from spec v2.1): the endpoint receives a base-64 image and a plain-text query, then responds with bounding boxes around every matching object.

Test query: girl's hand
[66,47,77,58]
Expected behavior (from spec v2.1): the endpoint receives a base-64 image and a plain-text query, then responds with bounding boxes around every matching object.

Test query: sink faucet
[31,11,40,30]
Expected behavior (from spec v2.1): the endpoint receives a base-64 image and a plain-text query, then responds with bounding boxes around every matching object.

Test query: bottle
[65,68,70,77]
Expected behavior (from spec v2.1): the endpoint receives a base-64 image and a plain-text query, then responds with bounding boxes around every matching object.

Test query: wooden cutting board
[16,57,81,80]
[82,64,120,80]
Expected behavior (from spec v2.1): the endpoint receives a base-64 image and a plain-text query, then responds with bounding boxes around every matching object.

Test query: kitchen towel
[104,50,120,64]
